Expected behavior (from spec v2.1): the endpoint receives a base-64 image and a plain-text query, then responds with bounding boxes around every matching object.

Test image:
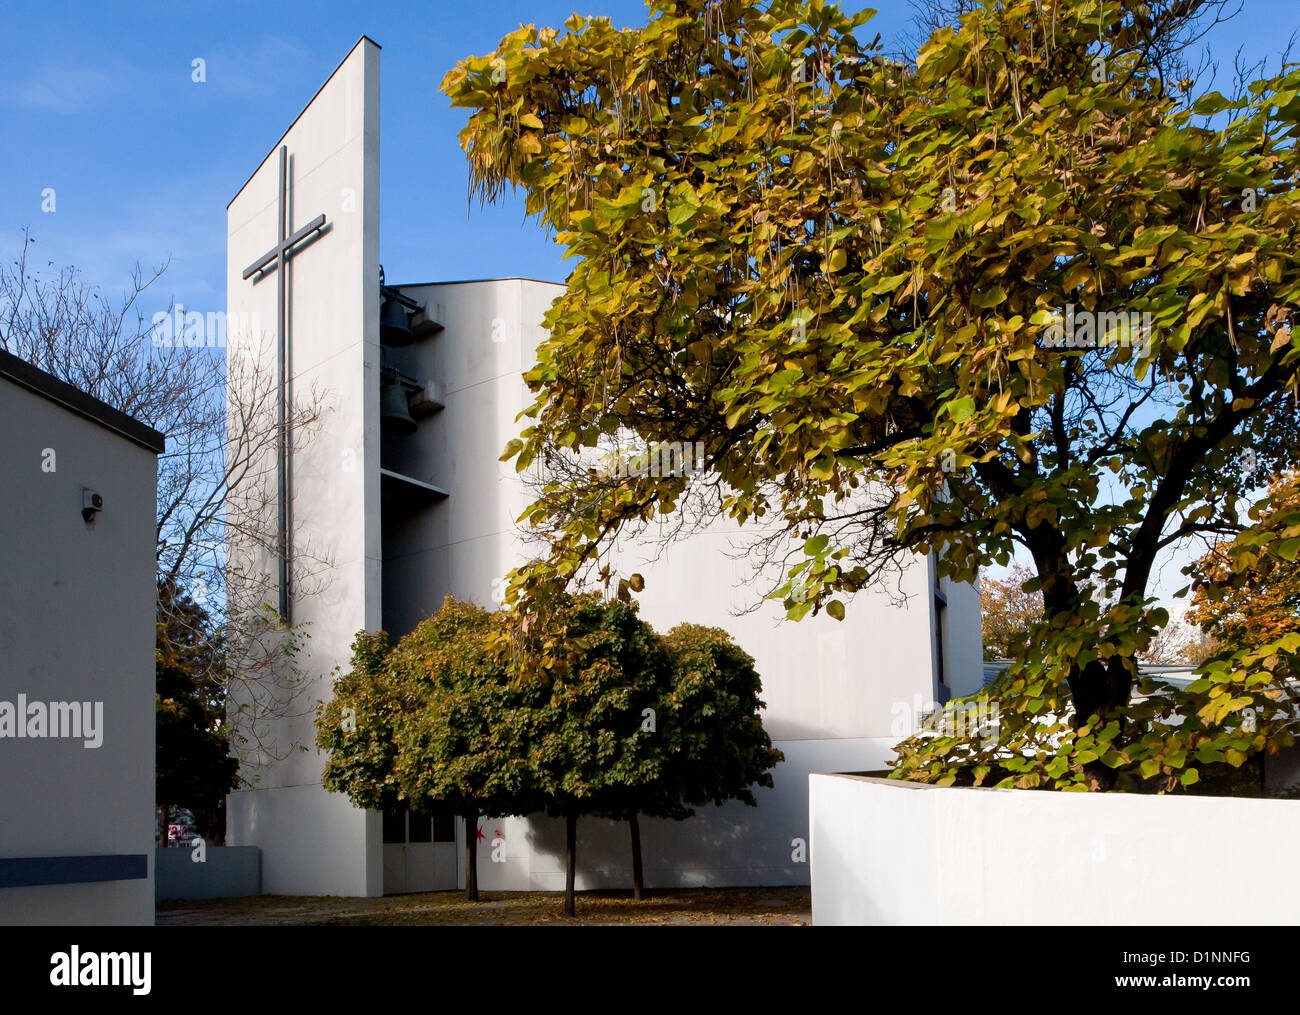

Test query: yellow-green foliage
[442,0,1300,790]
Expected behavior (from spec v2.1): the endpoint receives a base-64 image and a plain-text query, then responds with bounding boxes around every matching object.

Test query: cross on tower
[242,144,329,623]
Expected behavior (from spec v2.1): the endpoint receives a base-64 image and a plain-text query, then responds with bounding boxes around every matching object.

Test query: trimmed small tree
[660,624,784,809]
[317,598,544,902]
[611,623,784,900]
[525,593,668,915]
[390,597,546,901]
[321,594,784,912]
[316,627,406,818]
[525,597,784,906]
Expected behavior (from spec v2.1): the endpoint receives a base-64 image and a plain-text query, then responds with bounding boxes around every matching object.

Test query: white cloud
[199,37,312,99]
[5,64,131,115]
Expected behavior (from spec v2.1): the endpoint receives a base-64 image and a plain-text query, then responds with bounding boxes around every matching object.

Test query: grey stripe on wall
[0,854,148,888]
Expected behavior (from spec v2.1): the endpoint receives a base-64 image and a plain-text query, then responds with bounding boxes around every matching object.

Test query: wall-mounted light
[82,489,104,523]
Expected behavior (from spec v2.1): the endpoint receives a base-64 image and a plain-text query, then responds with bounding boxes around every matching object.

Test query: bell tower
[225,36,384,897]
[375,267,449,638]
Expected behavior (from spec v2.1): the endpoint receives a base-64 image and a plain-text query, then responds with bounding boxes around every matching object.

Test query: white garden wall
[810,774,1300,924]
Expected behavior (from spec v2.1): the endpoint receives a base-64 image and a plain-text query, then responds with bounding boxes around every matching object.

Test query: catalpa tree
[442,0,1300,789]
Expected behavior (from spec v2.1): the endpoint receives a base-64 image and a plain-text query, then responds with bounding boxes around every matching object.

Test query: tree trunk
[629,811,645,901]
[157,805,168,848]
[1066,656,1135,790]
[463,811,479,902]
[564,813,577,918]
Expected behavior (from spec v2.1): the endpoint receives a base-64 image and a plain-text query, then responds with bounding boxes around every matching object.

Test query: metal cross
[241,145,329,623]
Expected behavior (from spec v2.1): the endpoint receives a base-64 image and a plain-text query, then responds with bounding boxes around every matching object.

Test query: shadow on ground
[157,885,811,926]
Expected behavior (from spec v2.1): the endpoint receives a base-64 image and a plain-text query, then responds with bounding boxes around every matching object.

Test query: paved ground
[157,885,811,926]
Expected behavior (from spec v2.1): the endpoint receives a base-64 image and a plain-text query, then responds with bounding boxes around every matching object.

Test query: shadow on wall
[519,806,804,889]
[508,720,876,889]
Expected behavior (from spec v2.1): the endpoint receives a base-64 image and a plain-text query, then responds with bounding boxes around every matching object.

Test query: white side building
[224,38,982,897]
[0,349,162,925]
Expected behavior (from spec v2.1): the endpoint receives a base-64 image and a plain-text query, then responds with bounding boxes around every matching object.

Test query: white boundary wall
[810,774,1300,925]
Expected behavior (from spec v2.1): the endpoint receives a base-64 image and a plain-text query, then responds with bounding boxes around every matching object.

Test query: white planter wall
[810,774,1300,925]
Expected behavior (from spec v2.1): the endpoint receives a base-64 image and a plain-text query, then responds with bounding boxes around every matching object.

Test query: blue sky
[0,1,902,318]
[2,0,1292,324]
[2,0,1296,603]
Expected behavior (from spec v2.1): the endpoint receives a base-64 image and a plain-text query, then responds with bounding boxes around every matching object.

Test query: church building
[224,37,982,897]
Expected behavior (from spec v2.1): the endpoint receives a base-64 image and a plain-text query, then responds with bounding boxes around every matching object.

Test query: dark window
[935,595,948,688]
[383,804,457,845]
[408,810,432,843]
[382,805,406,844]
[933,558,949,692]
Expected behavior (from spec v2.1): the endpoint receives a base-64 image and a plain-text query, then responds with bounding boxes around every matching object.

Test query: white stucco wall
[0,373,159,924]
[811,774,1300,924]
[375,278,549,636]
[227,784,378,897]
[475,737,897,892]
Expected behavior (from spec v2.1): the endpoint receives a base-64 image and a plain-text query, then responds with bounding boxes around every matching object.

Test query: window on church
[935,593,948,688]
[382,804,458,844]
[933,556,949,691]
[408,810,432,843]
[382,805,406,844]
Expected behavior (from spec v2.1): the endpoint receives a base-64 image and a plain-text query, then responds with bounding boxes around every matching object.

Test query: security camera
[82,489,104,523]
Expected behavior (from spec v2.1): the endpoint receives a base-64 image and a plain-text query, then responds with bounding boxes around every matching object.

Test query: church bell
[380,382,417,436]
[380,297,414,346]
